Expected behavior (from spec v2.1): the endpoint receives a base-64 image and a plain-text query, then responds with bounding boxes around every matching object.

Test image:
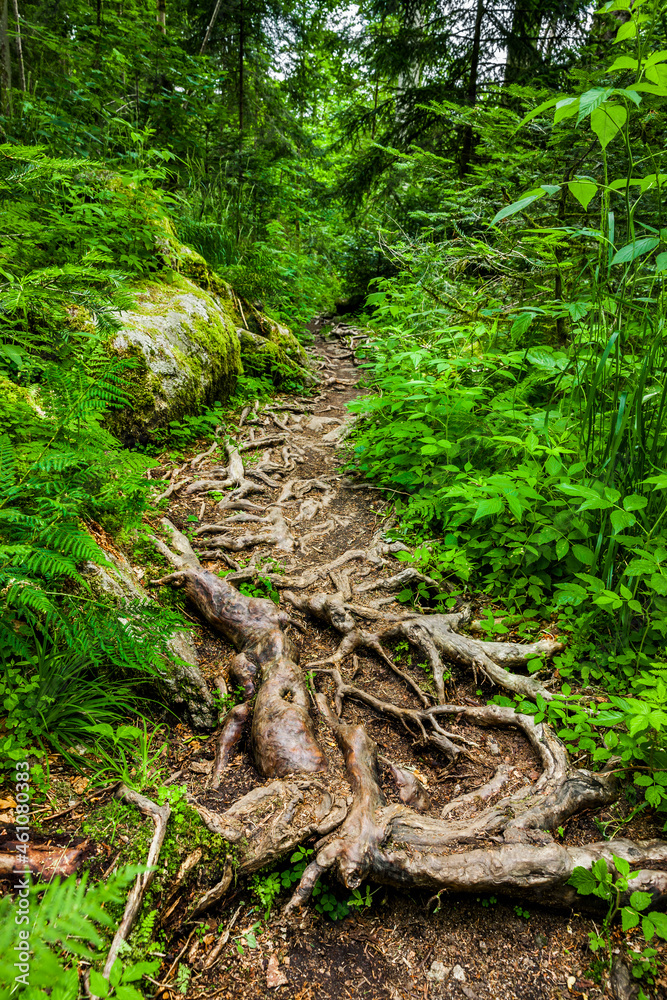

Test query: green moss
[82,789,234,920]
[107,274,242,439]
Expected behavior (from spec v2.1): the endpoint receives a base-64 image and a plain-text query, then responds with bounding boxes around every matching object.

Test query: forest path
[149,328,637,1000]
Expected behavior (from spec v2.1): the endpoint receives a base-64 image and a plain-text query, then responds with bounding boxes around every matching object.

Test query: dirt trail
[148,327,666,1000]
[12,328,665,1000]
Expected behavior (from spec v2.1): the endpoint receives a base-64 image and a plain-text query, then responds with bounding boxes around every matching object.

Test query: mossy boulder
[236,307,314,387]
[107,271,242,441]
[160,235,313,385]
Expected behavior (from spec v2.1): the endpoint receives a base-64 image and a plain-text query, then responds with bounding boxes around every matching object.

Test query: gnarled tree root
[151,528,325,778]
[284,696,667,913]
[285,591,562,703]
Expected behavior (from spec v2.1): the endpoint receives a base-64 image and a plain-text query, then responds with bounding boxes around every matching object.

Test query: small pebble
[452,964,466,982]
[427,961,450,982]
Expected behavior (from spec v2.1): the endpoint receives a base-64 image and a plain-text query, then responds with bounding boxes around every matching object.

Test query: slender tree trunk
[371,16,385,140]
[200,0,223,55]
[156,0,166,34]
[459,0,484,176]
[11,0,24,92]
[0,0,12,117]
[504,0,542,88]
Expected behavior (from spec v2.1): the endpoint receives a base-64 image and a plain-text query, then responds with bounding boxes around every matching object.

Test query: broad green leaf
[628,82,667,96]
[646,49,667,66]
[89,972,110,998]
[611,237,659,265]
[591,105,627,149]
[115,987,145,1000]
[572,544,594,565]
[511,312,534,337]
[614,855,631,877]
[568,179,598,209]
[472,497,504,521]
[650,573,667,595]
[623,494,648,511]
[642,915,656,940]
[109,960,122,989]
[656,252,667,273]
[606,55,638,72]
[491,192,544,226]
[646,63,667,87]
[629,891,653,912]
[576,88,613,125]
[567,301,590,321]
[554,97,579,124]
[650,911,667,938]
[567,866,598,894]
[556,537,569,559]
[615,20,637,42]
[506,492,523,522]
[0,344,24,368]
[611,509,636,532]
[622,907,640,931]
[609,177,643,191]
[640,172,667,193]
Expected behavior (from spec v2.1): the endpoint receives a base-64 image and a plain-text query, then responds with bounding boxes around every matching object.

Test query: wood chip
[267,954,288,988]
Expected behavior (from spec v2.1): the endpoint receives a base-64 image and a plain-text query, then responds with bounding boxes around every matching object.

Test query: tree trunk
[503,0,543,88]
[200,0,223,56]
[459,0,484,177]
[11,0,24,92]
[0,0,11,117]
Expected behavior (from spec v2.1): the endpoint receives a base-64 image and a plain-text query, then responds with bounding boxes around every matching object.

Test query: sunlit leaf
[590,104,627,149]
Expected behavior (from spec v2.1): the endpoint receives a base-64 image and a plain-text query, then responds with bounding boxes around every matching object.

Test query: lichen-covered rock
[239,301,311,376]
[83,545,217,731]
[107,272,242,441]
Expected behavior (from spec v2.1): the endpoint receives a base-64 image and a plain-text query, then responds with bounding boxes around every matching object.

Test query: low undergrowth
[346,0,667,836]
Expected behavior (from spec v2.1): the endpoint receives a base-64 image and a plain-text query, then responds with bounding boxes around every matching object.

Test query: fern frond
[0,434,14,494]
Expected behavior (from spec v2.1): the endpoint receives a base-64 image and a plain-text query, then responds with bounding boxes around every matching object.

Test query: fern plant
[0,866,151,1000]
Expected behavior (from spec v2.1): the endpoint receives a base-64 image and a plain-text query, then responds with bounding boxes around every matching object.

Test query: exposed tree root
[209,702,251,789]
[283,591,560,704]
[195,506,295,554]
[100,787,171,983]
[144,338,667,930]
[283,695,666,913]
[151,534,325,778]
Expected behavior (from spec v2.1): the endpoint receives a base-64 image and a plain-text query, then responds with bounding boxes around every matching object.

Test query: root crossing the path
[148,322,667,923]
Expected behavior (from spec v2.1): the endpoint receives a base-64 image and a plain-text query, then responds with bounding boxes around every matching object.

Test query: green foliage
[238,574,280,606]
[151,402,224,451]
[252,845,366,922]
[83,721,169,790]
[568,854,667,987]
[0,637,152,765]
[0,866,146,999]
